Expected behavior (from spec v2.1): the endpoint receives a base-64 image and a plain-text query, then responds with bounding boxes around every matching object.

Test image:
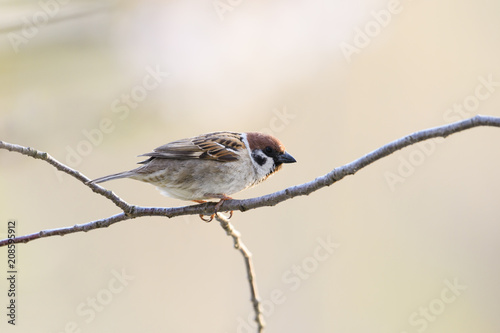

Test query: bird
[90,131,296,221]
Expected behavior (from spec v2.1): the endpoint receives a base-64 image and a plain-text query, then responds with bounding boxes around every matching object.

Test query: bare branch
[216,214,265,332]
[0,213,130,245]
[0,140,133,213]
[2,114,499,333]
[1,114,500,247]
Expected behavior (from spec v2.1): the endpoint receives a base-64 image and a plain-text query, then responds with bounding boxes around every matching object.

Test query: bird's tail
[89,170,136,184]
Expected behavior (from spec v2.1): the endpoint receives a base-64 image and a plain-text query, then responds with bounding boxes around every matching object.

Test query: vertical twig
[216,214,265,333]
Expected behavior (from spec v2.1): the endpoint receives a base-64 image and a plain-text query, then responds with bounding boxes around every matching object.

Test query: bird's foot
[194,196,233,223]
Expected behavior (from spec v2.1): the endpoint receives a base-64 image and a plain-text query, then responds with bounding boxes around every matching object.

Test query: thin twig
[1,114,500,247]
[216,213,265,333]
[0,140,133,213]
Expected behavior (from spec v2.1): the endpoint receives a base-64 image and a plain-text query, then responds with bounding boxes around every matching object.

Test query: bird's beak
[277,152,297,164]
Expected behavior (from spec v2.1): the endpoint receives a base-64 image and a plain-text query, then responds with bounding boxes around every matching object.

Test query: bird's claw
[199,214,214,222]
[196,196,233,223]
[199,210,233,223]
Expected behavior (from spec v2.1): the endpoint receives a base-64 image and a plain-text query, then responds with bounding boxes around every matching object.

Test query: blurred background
[1,0,500,332]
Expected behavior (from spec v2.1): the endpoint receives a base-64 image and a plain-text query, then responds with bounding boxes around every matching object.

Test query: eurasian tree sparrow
[91,131,296,221]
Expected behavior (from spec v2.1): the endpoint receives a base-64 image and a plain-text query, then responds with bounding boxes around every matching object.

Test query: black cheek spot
[252,152,267,166]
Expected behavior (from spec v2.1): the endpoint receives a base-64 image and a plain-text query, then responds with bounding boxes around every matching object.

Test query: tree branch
[2,114,499,333]
[216,213,265,332]
[1,114,500,247]
[0,140,132,213]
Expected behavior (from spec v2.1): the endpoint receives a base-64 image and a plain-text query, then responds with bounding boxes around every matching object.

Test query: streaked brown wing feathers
[139,132,243,162]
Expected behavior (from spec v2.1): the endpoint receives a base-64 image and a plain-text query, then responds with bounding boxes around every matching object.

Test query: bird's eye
[263,146,274,155]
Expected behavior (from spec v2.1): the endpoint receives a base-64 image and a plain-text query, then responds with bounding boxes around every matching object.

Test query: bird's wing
[138,132,245,163]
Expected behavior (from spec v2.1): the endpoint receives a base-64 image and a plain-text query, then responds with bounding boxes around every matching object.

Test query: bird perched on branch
[90,131,296,221]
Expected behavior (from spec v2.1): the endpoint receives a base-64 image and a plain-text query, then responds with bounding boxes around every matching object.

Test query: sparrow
[90,131,296,221]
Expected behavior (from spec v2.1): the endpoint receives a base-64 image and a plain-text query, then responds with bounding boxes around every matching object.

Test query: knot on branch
[125,205,137,217]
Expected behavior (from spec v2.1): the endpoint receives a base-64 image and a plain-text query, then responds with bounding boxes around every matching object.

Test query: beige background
[1,0,500,332]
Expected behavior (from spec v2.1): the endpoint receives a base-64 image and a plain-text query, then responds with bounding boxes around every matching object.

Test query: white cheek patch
[251,151,275,179]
